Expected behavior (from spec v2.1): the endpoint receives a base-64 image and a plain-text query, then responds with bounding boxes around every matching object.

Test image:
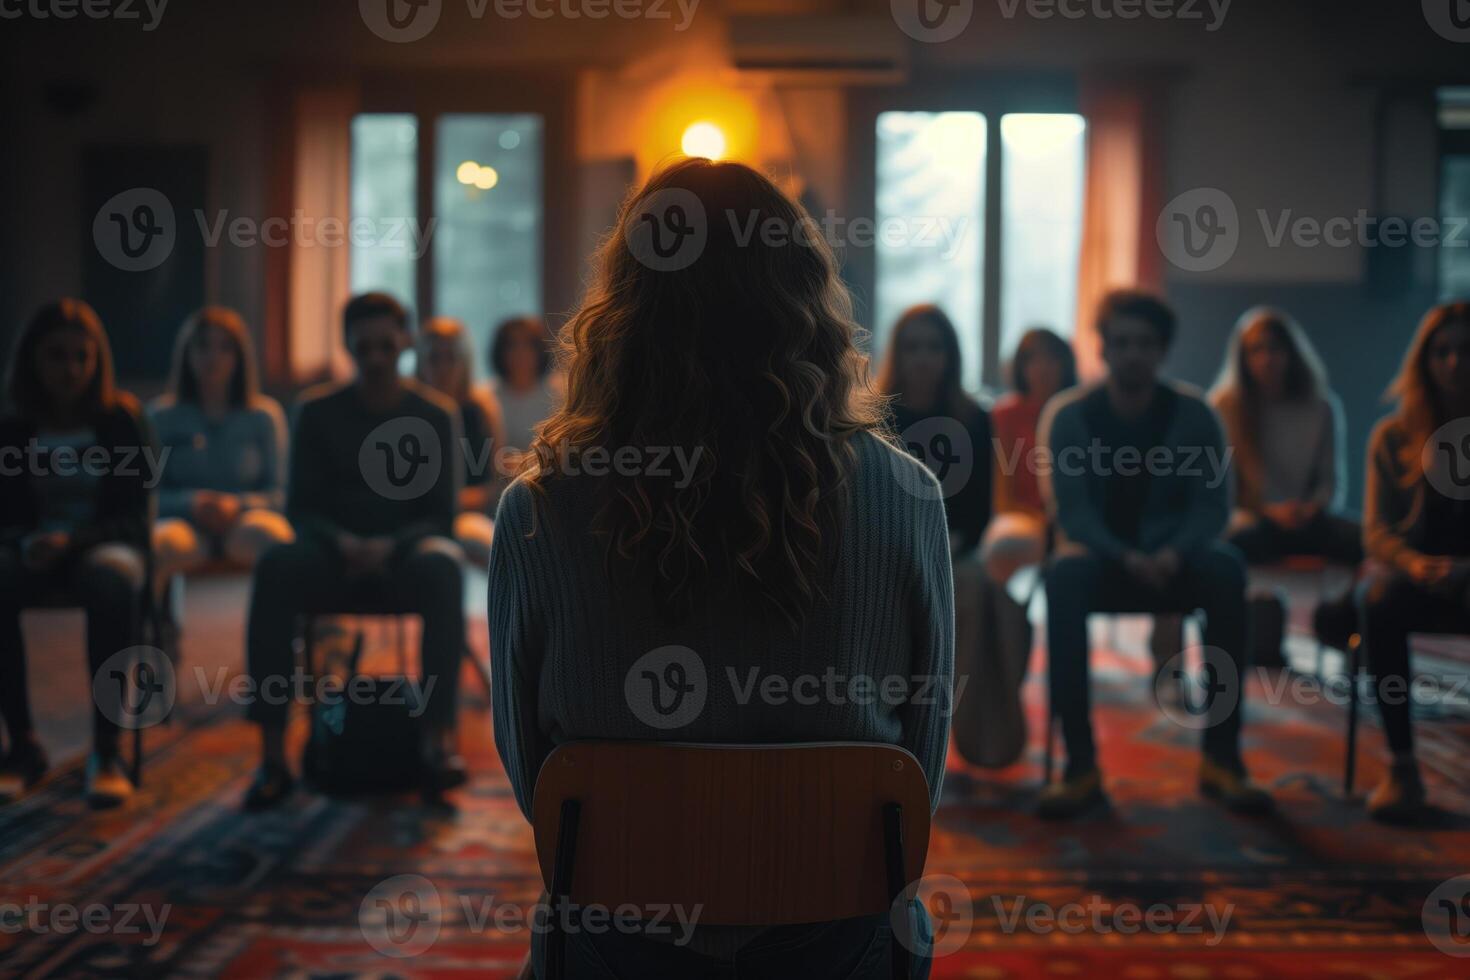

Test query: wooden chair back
[530,740,931,926]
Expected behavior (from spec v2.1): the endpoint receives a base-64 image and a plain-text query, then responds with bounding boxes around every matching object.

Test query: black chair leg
[1042,692,1055,787]
[882,802,910,980]
[546,798,581,980]
[1344,632,1362,797]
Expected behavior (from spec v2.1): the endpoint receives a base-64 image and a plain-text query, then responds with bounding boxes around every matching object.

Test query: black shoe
[1037,768,1106,819]
[243,763,295,811]
[0,737,49,803]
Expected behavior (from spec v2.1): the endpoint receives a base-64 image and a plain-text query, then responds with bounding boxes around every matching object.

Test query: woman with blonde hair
[1207,308,1362,667]
[150,307,293,616]
[490,158,948,976]
[1358,301,1470,822]
[416,315,506,567]
[1211,307,1360,564]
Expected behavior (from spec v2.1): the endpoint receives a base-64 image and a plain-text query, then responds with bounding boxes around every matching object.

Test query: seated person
[0,300,153,807]
[416,316,506,568]
[878,305,1024,768]
[491,160,948,978]
[150,307,293,615]
[242,293,466,810]
[983,326,1077,584]
[487,314,560,471]
[1037,290,1270,818]
[1210,308,1361,565]
[1359,301,1470,823]
[879,304,992,556]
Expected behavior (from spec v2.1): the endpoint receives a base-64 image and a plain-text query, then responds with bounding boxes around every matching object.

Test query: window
[350,114,418,305]
[1439,87,1470,301]
[434,114,544,355]
[1000,113,1086,360]
[874,110,1086,390]
[350,111,545,357]
[875,111,986,392]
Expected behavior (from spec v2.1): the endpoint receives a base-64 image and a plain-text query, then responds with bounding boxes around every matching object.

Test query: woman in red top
[983,328,1077,583]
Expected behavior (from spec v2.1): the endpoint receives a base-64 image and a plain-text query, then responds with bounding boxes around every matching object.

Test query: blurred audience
[1360,301,1470,823]
[242,293,465,810]
[0,299,153,807]
[417,316,506,568]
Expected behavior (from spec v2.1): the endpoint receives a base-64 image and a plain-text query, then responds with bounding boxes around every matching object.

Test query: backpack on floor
[302,629,423,795]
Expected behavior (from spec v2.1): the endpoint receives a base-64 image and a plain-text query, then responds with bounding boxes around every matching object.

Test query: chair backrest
[530,741,931,926]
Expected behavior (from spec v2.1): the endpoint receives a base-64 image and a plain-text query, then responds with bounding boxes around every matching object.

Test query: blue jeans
[532,902,934,979]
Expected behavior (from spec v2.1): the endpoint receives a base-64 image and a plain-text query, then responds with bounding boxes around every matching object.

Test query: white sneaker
[85,754,133,808]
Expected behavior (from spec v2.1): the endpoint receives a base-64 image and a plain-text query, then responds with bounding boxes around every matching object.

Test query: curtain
[1073,73,1167,380]
[261,79,359,387]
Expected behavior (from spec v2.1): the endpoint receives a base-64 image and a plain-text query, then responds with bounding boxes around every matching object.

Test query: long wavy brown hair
[522,158,887,624]
[1210,307,1327,508]
[5,298,118,419]
[1385,301,1470,487]
[166,306,261,409]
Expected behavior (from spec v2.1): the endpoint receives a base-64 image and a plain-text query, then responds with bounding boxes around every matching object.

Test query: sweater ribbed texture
[488,429,956,826]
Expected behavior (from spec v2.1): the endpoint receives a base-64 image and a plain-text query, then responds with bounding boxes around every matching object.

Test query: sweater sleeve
[902,474,955,814]
[488,481,551,820]
[1163,398,1232,557]
[67,404,154,557]
[240,399,289,513]
[285,399,344,544]
[1313,392,1347,513]
[1039,395,1130,561]
[1364,419,1425,575]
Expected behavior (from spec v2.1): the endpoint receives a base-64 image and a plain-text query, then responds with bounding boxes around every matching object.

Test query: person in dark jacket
[241,293,466,810]
[0,299,155,807]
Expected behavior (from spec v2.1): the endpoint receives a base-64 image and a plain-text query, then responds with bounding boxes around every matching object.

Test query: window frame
[847,73,1081,390]
[356,71,576,331]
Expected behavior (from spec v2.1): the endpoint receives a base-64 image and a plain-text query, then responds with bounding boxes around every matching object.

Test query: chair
[529,741,933,980]
[21,553,166,789]
[1341,611,1470,796]
[1040,592,1204,786]
[1243,554,1351,676]
[297,581,491,700]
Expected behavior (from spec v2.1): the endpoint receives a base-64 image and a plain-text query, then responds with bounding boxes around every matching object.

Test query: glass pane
[350,114,418,304]
[875,111,986,392]
[1000,113,1086,359]
[1440,156,1470,302]
[434,114,544,359]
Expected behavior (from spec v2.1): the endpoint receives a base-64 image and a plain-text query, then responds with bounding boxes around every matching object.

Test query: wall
[2,0,1468,501]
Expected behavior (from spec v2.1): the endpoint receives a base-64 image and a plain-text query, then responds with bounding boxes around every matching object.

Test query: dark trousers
[0,544,145,757]
[1359,570,1470,757]
[244,536,464,732]
[1228,511,1363,566]
[1046,542,1248,776]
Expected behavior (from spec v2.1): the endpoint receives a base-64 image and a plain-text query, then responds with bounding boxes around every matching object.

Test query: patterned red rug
[2,641,1468,978]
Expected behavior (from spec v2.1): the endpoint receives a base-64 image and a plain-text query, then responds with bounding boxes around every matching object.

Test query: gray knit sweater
[488,429,956,827]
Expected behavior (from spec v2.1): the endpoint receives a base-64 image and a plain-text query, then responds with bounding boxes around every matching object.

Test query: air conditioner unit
[728,16,910,86]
